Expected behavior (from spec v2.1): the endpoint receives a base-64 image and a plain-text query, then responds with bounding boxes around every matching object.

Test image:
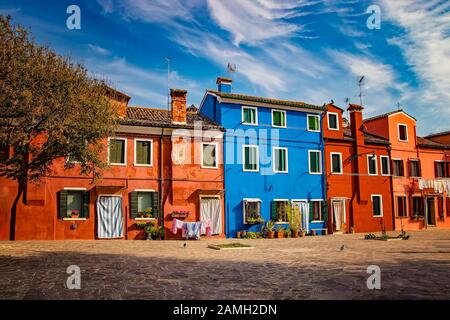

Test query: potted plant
[299,229,307,237]
[247,216,264,225]
[236,231,242,239]
[275,225,284,238]
[70,210,79,218]
[283,229,290,238]
[265,220,275,239]
[291,225,299,238]
[144,208,153,218]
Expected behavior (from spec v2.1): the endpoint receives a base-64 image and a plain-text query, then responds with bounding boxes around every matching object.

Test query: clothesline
[418,179,450,194]
[171,218,212,240]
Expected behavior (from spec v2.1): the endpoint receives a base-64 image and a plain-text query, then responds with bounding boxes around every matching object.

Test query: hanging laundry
[183,222,202,240]
[171,218,184,235]
[200,219,212,236]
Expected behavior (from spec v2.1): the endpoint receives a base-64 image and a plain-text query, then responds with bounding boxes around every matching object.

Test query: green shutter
[274,111,280,126]
[130,192,138,218]
[152,192,159,219]
[82,191,90,218]
[59,190,68,219]
[271,201,277,220]
[309,202,314,221]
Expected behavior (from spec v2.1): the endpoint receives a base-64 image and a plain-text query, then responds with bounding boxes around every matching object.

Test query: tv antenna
[227,63,237,74]
[397,102,402,111]
[164,57,171,110]
[357,76,365,106]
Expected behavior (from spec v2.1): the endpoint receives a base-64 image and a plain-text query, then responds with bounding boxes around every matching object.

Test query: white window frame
[327,112,339,131]
[310,199,324,222]
[201,142,219,169]
[134,138,153,167]
[241,106,258,126]
[108,137,127,166]
[243,198,262,224]
[271,109,287,128]
[380,155,390,176]
[330,152,343,174]
[367,154,378,176]
[273,147,288,173]
[242,145,259,172]
[371,194,383,217]
[308,150,322,174]
[307,114,321,132]
[398,123,408,142]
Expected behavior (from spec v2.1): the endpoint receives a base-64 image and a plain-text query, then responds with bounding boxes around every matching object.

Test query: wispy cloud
[87,44,111,56]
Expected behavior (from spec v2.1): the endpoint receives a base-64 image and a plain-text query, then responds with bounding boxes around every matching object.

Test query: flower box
[171,211,189,219]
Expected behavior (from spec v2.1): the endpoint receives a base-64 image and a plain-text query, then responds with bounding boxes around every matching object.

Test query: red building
[323,103,394,234]
[0,88,225,240]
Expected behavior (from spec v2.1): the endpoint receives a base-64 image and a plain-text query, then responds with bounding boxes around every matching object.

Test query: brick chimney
[347,103,365,145]
[105,86,131,118]
[171,88,187,124]
[216,77,232,93]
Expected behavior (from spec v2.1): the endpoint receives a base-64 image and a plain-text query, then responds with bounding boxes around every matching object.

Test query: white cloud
[87,44,110,56]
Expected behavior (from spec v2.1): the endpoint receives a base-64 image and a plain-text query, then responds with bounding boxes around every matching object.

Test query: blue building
[199,77,327,237]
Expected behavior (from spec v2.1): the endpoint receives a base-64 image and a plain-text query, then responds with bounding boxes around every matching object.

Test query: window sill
[63,218,87,221]
[134,218,156,221]
[274,221,288,224]
[310,220,324,223]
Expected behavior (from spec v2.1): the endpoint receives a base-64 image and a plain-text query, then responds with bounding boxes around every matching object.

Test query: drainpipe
[388,145,396,231]
[320,111,328,233]
[159,128,164,226]
[222,131,229,238]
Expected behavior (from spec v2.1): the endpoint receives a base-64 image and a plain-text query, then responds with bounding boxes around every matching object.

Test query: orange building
[323,103,393,234]
[364,111,450,230]
[0,88,225,240]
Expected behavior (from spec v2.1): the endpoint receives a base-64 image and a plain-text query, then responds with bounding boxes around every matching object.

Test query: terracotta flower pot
[275,230,284,238]
[236,231,241,239]
[292,230,299,238]
[266,231,274,239]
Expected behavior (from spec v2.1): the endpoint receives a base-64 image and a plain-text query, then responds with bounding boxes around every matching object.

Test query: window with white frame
[272,200,289,222]
[272,110,286,128]
[310,200,323,221]
[380,156,390,176]
[398,124,408,141]
[58,189,89,219]
[109,137,126,165]
[371,195,383,217]
[307,114,320,132]
[327,112,339,130]
[243,199,261,224]
[134,139,152,166]
[273,147,288,173]
[130,190,159,219]
[202,143,218,168]
[309,150,322,174]
[242,106,258,125]
[367,155,377,175]
[330,152,342,174]
[243,145,259,171]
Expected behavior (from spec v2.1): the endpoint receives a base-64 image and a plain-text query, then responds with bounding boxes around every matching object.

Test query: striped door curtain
[96,196,124,239]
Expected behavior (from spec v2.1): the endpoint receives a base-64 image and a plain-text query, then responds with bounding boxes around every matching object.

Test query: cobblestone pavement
[1,230,450,300]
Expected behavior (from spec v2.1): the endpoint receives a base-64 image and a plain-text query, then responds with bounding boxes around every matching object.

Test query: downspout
[388,144,396,231]
[320,111,328,233]
[159,128,164,227]
[223,130,229,238]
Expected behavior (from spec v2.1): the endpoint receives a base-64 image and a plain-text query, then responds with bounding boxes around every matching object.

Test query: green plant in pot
[275,225,284,238]
[144,223,164,240]
[290,224,299,238]
[265,220,275,239]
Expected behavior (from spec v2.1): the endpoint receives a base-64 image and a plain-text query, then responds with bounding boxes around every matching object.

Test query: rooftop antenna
[345,97,350,123]
[227,63,237,92]
[358,76,365,106]
[164,57,170,110]
[397,102,402,111]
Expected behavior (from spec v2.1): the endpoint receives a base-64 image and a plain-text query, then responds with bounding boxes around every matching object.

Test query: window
[272,110,286,128]
[202,143,218,168]
[447,198,450,217]
[434,161,448,178]
[380,156,390,176]
[307,114,320,132]
[243,199,261,224]
[134,139,152,166]
[330,152,343,174]
[367,155,377,175]
[243,145,259,172]
[109,138,126,165]
[242,106,257,125]
[0,145,9,163]
[398,124,408,141]
[438,197,444,218]
[371,195,383,217]
[308,150,322,174]
[272,200,289,222]
[273,147,288,173]
[327,112,339,130]
[393,159,404,176]
[310,200,323,221]
[58,189,89,219]
[130,191,159,218]
[397,196,407,217]
[409,160,420,177]
[412,196,424,217]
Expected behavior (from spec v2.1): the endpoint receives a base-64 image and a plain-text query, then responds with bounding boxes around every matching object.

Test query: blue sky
[1,0,449,136]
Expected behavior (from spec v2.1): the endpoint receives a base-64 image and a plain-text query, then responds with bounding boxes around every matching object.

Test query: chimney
[105,86,130,118]
[347,103,365,145]
[170,88,187,124]
[216,77,232,93]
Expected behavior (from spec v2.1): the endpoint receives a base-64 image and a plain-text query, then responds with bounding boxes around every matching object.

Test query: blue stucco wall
[200,94,326,238]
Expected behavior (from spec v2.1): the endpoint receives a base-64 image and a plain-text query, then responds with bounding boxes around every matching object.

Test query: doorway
[332,200,346,232]
[200,196,222,235]
[96,195,124,239]
[426,197,436,226]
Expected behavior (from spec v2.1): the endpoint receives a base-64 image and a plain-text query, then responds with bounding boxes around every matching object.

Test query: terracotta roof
[121,106,224,130]
[424,130,450,139]
[342,128,390,145]
[347,103,364,111]
[363,109,416,123]
[417,136,450,149]
[207,90,325,111]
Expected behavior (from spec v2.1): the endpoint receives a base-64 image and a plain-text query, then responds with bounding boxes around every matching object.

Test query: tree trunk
[10,182,24,241]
